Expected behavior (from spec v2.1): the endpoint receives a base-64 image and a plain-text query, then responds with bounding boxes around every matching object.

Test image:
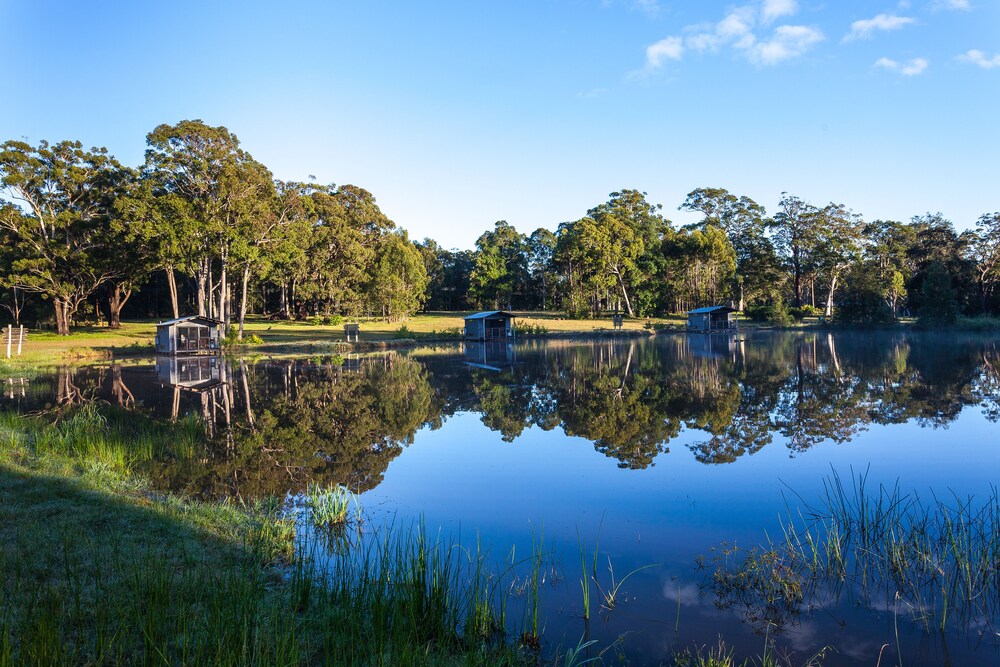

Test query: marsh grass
[304,482,360,527]
[0,407,541,665]
[706,469,1000,636]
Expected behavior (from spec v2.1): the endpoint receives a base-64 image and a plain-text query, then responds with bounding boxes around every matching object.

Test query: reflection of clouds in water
[661,576,701,607]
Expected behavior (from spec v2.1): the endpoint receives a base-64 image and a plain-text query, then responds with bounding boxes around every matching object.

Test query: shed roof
[688,306,738,315]
[156,315,223,328]
[463,310,515,320]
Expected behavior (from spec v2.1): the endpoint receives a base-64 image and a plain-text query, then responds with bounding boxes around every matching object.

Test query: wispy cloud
[577,88,608,99]
[751,25,824,64]
[959,50,1000,69]
[645,37,684,68]
[933,0,971,10]
[642,0,823,72]
[761,0,798,24]
[602,0,661,17]
[875,56,929,75]
[844,14,915,41]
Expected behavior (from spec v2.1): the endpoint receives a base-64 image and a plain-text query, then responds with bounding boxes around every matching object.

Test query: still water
[4,331,1000,665]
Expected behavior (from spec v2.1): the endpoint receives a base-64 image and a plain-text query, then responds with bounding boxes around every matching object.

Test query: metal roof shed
[155,316,223,355]
[463,310,516,341]
[687,306,738,333]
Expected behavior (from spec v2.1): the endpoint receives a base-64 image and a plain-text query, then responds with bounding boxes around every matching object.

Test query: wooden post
[5,325,10,359]
[17,326,24,356]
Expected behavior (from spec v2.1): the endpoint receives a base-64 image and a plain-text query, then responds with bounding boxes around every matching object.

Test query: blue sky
[1,0,997,249]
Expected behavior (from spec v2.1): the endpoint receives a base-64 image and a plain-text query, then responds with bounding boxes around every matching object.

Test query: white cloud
[844,14,916,41]
[645,36,684,69]
[761,0,798,24]
[959,49,1000,69]
[934,0,971,10]
[875,56,929,75]
[639,0,823,74]
[749,25,824,65]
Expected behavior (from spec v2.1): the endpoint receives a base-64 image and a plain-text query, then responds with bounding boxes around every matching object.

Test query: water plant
[304,482,360,527]
[705,468,1000,636]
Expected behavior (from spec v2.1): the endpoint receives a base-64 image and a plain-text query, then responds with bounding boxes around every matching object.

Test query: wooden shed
[155,316,222,355]
[463,310,516,341]
[687,306,738,333]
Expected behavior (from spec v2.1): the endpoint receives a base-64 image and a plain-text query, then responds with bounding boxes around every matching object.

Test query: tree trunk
[823,273,839,317]
[613,271,635,317]
[238,266,250,340]
[108,283,133,329]
[54,298,67,335]
[197,258,209,317]
[166,266,179,319]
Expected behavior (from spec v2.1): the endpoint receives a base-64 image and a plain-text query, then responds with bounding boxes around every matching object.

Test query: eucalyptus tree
[769,193,818,309]
[680,187,767,310]
[368,229,428,321]
[810,203,864,317]
[0,139,130,334]
[587,190,671,315]
[966,212,1000,313]
[527,227,557,310]
[469,220,528,310]
[144,120,273,326]
[907,213,974,315]
[863,220,916,317]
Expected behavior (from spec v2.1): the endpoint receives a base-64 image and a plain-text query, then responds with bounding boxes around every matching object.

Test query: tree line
[2,121,998,334]
[423,189,1000,326]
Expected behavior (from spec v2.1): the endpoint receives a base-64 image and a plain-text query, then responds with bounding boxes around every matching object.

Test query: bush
[514,322,549,336]
[789,305,824,320]
[323,314,344,326]
[743,301,791,325]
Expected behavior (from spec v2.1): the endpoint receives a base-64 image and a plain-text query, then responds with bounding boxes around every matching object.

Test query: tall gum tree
[0,139,129,335]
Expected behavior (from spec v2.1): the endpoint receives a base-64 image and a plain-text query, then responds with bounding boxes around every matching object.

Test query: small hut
[463,311,516,341]
[155,316,222,355]
[687,306,738,333]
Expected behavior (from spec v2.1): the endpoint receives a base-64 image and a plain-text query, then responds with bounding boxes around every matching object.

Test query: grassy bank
[0,407,546,666]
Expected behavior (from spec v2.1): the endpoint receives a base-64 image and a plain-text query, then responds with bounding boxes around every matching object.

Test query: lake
[4,331,1000,666]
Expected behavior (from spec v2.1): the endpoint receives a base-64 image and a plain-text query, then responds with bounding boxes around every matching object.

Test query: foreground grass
[0,407,539,666]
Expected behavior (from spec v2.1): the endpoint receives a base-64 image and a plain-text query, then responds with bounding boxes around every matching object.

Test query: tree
[810,203,863,317]
[574,212,643,316]
[144,120,273,327]
[526,228,557,310]
[769,193,819,309]
[368,230,428,321]
[966,212,1000,314]
[680,187,767,310]
[834,261,894,325]
[469,221,528,310]
[0,139,129,334]
[918,261,959,327]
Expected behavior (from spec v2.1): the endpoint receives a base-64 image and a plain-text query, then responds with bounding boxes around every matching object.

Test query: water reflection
[4,332,999,496]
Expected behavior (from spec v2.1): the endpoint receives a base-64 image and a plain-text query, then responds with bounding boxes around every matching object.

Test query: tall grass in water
[0,408,538,665]
[304,482,359,527]
[707,468,1000,635]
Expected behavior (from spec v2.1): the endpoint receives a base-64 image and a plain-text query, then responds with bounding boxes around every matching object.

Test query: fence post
[17,325,24,356]
[5,325,10,359]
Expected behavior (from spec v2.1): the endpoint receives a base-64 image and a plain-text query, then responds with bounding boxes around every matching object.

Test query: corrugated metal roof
[688,306,737,314]
[463,310,515,320]
[156,315,223,327]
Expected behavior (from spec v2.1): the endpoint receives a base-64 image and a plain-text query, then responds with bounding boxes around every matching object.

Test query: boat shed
[687,306,738,333]
[463,310,516,341]
[155,316,223,355]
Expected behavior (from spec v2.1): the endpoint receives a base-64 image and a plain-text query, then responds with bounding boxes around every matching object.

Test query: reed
[706,468,1000,636]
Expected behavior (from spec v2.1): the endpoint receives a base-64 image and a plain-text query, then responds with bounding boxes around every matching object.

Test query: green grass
[0,407,547,665]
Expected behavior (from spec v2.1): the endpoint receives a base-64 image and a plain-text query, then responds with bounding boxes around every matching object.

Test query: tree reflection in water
[4,332,999,498]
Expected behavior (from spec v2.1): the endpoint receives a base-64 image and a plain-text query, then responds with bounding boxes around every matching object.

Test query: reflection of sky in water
[6,332,1000,665]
